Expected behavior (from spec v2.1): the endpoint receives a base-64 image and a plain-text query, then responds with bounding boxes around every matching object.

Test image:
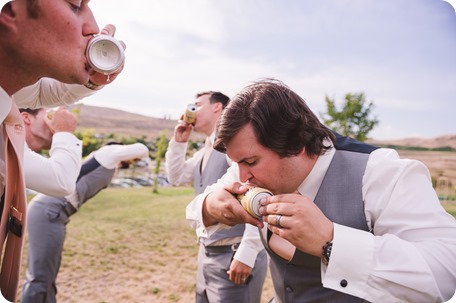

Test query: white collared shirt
[24,132,82,197]
[93,143,149,170]
[186,142,456,302]
[2,78,96,197]
[165,137,205,187]
[13,77,96,109]
[0,86,13,198]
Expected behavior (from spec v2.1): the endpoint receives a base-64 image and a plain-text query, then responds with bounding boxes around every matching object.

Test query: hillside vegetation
[74,104,456,199]
[74,104,204,141]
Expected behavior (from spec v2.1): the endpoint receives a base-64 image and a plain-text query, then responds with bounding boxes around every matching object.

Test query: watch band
[84,80,103,91]
[322,241,333,265]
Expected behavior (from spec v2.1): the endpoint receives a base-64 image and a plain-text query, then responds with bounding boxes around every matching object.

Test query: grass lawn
[443,202,456,218]
[17,187,455,303]
[19,186,273,303]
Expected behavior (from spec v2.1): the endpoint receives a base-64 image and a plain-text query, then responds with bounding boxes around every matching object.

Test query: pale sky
[6,0,456,140]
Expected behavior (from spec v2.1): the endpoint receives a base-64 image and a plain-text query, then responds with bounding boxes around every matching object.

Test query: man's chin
[66,74,89,86]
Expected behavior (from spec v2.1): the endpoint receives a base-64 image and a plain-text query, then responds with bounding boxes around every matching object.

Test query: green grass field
[444,203,456,217]
[18,186,455,303]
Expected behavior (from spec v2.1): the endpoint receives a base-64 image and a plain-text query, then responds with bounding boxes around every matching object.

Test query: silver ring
[275,214,282,227]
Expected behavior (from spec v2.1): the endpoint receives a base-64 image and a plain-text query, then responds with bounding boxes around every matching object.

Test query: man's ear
[21,112,32,125]
[213,102,223,114]
[0,1,17,31]
[298,147,307,157]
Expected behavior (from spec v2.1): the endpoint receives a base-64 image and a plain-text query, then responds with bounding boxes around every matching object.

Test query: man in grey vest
[166,91,267,303]
[22,142,149,302]
[186,80,456,303]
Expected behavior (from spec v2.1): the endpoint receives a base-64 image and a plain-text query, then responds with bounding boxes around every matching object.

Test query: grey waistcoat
[61,157,116,216]
[267,134,378,303]
[194,148,245,246]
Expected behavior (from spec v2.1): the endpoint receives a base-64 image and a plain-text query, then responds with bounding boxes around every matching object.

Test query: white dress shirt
[0,87,13,198]
[24,132,82,197]
[1,78,96,198]
[186,143,456,302]
[93,143,149,170]
[165,137,205,187]
[13,77,96,109]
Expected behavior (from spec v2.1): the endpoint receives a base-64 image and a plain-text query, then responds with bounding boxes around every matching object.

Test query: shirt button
[285,287,293,293]
[340,279,348,287]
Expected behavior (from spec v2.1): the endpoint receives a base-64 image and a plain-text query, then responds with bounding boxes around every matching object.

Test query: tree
[153,131,168,193]
[320,92,379,141]
[74,129,103,156]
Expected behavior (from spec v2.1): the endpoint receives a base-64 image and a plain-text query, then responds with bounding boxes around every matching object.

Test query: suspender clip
[8,206,23,237]
[231,243,239,251]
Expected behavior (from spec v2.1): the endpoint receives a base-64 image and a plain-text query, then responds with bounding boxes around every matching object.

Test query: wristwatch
[84,80,103,90]
[322,241,333,265]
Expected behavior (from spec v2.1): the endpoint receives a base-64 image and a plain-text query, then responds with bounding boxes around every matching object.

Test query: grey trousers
[196,243,268,303]
[21,198,69,303]
[21,164,114,303]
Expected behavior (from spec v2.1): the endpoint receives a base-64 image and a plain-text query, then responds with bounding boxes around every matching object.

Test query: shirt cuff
[50,132,82,149]
[321,223,374,299]
[168,138,188,151]
[76,83,100,95]
[234,241,260,268]
[186,191,230,240]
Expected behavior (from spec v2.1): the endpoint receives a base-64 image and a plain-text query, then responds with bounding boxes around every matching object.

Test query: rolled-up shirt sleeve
[14,77,96,109]
[186,163,264,268]
[165,138,203,186]
[186,163,240,238]
[233,224,265,268]
[24,132,82,196]
[94,143,149,169]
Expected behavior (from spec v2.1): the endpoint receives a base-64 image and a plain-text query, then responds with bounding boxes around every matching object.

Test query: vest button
[285,287,293,293]
[340,279,348,287]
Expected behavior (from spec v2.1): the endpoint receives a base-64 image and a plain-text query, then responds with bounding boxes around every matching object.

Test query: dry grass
[397,150,456,200]
[17,187,274,303]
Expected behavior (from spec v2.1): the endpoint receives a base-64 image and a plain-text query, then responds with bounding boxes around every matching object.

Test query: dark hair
[213,79,335,158]
[196,91,230,109]
[26,0,40,18]
[1,1,38,18]
[19,108,41,116]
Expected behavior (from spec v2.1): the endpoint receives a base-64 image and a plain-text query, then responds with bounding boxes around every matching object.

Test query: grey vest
[62,157,116,216]
[267,134,378,303]
[194,148,245,246]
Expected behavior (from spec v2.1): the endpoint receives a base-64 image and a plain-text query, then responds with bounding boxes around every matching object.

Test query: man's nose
[238,166,252,183]
[82,7,100,37]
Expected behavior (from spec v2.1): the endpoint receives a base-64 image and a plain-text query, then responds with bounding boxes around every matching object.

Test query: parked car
[132,177,154,187]
[110,178,142,188]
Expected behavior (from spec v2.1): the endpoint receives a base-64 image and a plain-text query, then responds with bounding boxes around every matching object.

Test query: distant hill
[367,135,456,150]
[74,104,204,141]
[75,104,455,148]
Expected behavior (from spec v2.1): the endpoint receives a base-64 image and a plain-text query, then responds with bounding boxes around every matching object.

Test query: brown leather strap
[0,102,27,302]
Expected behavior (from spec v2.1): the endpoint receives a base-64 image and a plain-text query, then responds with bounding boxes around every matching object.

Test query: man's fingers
[100,24,116,36]
[119,40,127,51]
[223,182,249,195]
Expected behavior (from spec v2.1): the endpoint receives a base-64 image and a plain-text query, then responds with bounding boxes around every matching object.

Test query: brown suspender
[0,102,27,302]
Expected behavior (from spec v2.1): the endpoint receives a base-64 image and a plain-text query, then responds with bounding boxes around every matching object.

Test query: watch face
[86,35,125,74]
